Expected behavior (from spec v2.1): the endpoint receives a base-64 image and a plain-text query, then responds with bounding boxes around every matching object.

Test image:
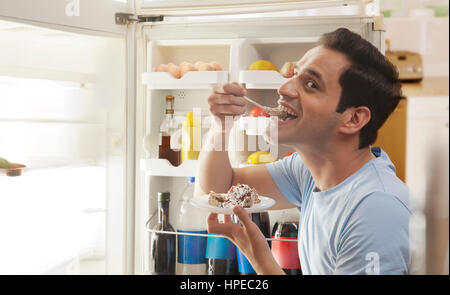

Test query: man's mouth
[274,104,299,122]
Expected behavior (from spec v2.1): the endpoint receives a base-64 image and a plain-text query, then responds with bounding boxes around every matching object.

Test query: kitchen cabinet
[374,98,407,181]
[375,77,449,183]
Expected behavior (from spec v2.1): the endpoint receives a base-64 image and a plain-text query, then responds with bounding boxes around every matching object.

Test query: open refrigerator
[0,0,384,275]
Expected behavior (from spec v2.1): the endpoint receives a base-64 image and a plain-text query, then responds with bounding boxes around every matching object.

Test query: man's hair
[318,28,403,148]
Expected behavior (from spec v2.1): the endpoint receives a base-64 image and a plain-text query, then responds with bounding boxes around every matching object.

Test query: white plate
[190,195,276,214]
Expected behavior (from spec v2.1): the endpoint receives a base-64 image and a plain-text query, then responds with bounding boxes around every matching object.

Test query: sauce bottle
[159,95,181,166]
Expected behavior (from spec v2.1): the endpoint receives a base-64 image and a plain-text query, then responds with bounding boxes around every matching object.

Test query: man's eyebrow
[304,68,325,85]
[294,64,325,85]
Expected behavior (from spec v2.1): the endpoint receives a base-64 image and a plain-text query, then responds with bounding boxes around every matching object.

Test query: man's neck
[296,144,376,192]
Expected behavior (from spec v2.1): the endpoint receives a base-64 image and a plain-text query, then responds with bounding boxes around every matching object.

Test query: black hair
[319,28,403,148]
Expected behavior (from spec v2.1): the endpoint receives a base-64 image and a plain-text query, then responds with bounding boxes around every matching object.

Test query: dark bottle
[272,221,302,275]
[233,212,271,275]
[159,95,181,166]
[150,192,176,275]
[205,234,239,275]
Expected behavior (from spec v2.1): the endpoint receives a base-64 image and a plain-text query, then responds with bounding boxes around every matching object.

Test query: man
[197,28,411,275]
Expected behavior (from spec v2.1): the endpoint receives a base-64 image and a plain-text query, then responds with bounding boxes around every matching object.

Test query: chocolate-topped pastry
[208,184,260,208]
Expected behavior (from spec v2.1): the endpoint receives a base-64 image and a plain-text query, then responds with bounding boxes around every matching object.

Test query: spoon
[243,96,287,119]
[213,84,288,119]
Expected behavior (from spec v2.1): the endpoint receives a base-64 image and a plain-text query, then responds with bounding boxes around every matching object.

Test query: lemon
[248,60,278,71]
[247,151,275,164]
[0,157,11,169]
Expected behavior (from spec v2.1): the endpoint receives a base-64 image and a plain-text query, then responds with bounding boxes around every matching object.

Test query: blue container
[236,248,256,274]
[177,229,207,264]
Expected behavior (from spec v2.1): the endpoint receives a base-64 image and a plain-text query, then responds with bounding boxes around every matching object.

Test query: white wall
[385,16,449,77]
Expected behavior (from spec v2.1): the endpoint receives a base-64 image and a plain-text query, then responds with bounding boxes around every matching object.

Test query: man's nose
[278,79,299,100]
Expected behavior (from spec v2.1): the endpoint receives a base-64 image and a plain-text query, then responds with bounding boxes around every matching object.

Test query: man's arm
[196,82,295,210]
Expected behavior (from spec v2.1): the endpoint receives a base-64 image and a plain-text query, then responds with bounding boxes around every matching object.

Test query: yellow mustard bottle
[181,112,201,163]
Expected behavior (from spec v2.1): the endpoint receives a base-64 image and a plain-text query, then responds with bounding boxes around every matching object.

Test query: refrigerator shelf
[142,71,228,90]
[140,158,198,177]
[239,70,289,89]
[145,221,299,242]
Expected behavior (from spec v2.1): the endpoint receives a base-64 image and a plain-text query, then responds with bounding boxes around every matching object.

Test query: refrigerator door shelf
[142,71,228,90]
[140,158,197,177]
[239,70,289,89]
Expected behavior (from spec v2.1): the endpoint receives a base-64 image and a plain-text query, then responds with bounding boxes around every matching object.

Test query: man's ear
[338,106,371,135]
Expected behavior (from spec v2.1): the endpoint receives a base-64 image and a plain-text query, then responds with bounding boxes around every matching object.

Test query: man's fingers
[224,214,233,223]
[222,82,247,97]
[210,94,246,107]
[207,212,236,237]
[209,104,246,117]
[232,206,254,229]
[213,82,247,96]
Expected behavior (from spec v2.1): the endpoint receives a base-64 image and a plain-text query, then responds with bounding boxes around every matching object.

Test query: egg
[197,63,213,71]
[194,61,205,69]
[179,61,191,68]
[209,61,222,71]
[155,64,168,72]
[167,63,181,79]
[179,62,197,78]
[280,62,295,78]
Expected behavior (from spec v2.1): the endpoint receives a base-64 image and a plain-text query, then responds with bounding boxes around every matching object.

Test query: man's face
[269,46,351,148]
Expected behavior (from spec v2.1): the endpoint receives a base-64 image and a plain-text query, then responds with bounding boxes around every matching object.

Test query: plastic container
[176,177,208,275]
[181,112,201,163]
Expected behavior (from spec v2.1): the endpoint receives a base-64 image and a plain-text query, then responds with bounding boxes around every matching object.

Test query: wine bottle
[150,192,176,275]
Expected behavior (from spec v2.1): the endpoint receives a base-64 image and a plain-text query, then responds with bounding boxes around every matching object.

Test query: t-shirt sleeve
[334,192,410,275]
[265,153,312,208]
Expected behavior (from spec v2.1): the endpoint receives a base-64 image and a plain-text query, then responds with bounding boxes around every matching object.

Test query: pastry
[208,183,260,208]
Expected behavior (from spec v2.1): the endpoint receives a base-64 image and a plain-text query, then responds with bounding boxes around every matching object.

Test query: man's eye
[306,80,317,89]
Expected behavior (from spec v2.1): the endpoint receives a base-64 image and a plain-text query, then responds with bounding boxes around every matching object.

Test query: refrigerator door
[0,0,133,275]
[136,0,373,16]
[0,0,129,34]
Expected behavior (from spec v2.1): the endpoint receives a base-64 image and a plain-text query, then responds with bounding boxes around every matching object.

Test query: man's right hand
[209,82,248,130]
[207,205,285,275]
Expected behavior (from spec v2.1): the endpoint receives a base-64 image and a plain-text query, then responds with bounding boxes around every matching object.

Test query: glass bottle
[159,95,181,166]
[272,221,302,275]
[233,212,271,275]
[205,214,239,275]
[150,192,176,275]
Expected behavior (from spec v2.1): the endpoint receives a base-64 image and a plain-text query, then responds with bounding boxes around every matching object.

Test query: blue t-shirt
[266,147,411,275]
